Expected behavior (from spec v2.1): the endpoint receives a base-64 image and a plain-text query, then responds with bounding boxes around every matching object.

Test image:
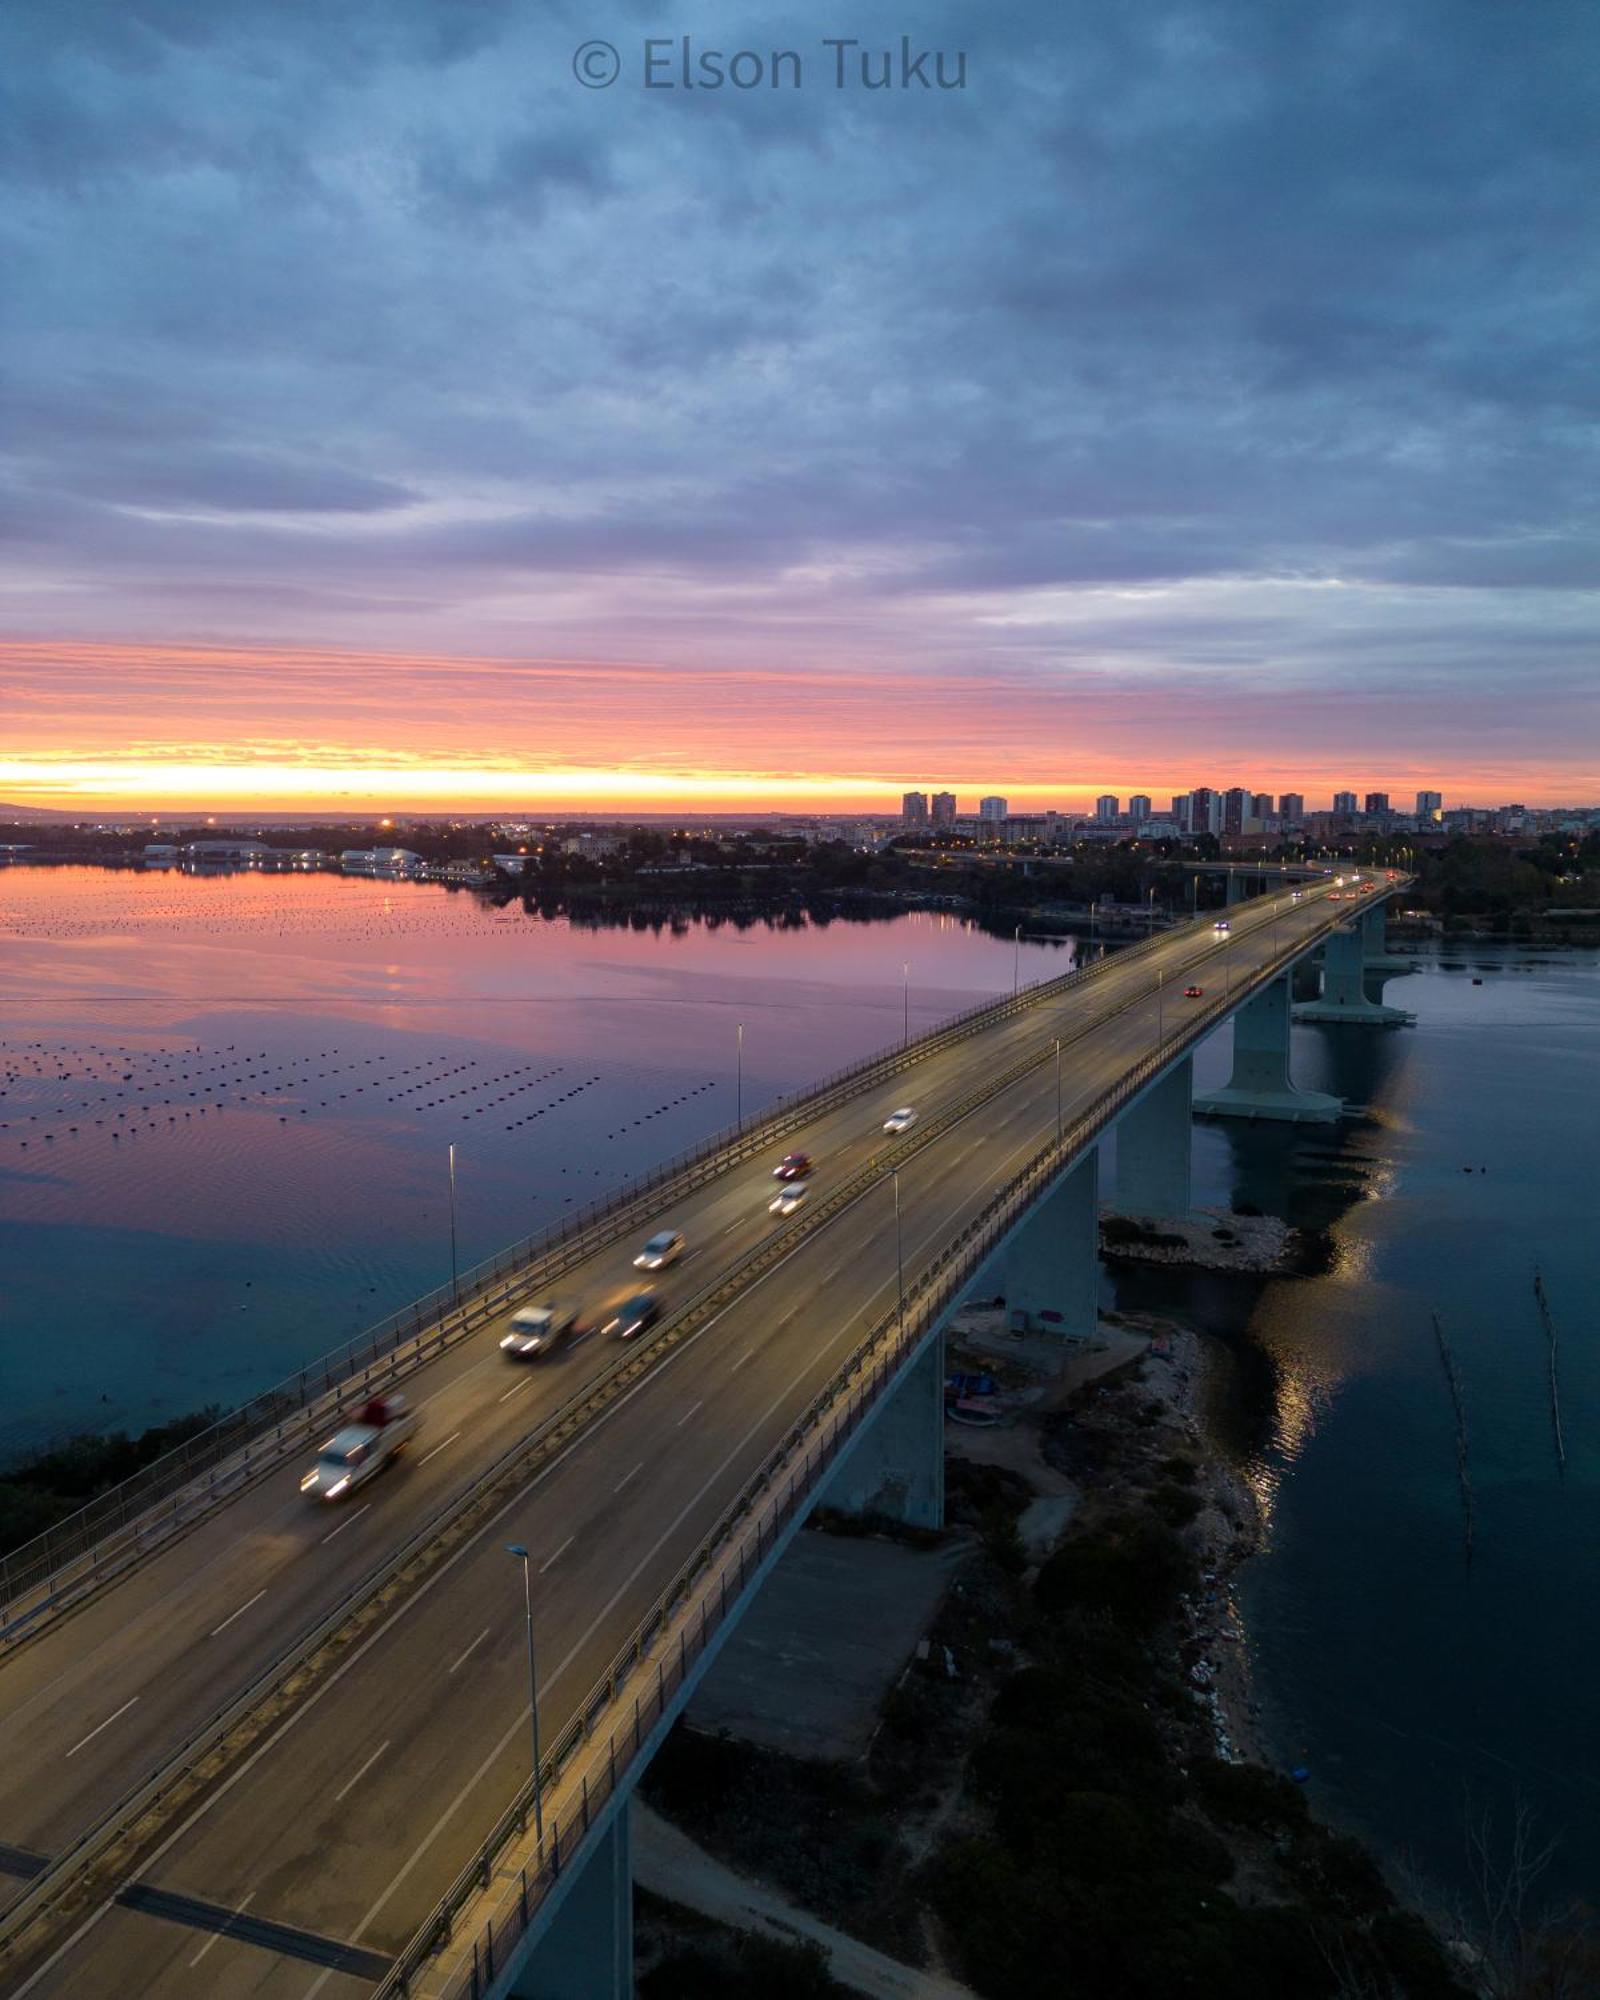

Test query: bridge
[0,872,1412,1999]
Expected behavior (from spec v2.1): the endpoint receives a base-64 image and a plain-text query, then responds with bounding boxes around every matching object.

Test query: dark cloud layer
[0,0,1595,783]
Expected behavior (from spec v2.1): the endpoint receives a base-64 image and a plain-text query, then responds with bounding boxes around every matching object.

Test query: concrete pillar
[819,1330,944,1529]
[1193,975,1341,1123]
[1002,1147,1100,1338]
[506,1797,632,1999]
[1226,870,1248,906]
[1360,900,1412,973]
[1113,1055,1192,1220]
[1293,922,1412,1025]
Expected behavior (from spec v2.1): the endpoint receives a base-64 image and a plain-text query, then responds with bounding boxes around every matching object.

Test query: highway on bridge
[0,876,1387,1996]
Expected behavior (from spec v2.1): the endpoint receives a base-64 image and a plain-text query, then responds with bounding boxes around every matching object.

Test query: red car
[1184,984,1204,998]
[772,1151,812,1181]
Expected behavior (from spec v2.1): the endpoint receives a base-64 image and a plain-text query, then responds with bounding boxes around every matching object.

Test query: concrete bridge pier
[1193,974,1341,1123]
[1360,901,1413,973]
[1113,1055,1193,1221]
[1294,919,1413,1025]
[1000,1148,1101,1339]
[505,1797,632,2000]
[1225,871,1250,906]
[818,1329,945,1529]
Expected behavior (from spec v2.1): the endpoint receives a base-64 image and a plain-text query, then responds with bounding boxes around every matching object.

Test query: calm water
[4,868,1596,1911]
[0,866,1078,1456]
[1113,947,1600,1914]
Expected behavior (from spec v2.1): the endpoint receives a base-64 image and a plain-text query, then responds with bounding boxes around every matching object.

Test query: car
[882,1106,918,1134]
[1212,918,1231,934]
[634,1228,684,1271]
[500,1303,579,1360]
[772,1152,812,1181]
[1291,891,1303,903]
[603,1289,662,1341]
[300,1393,416,1501]
[769,1183,808,1217]
[1184,984,1204,998]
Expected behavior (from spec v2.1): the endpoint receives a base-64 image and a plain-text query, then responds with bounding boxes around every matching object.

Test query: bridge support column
[819,1330,944,1529]
[1293,921,1412,1025]
[1002,1147,1101,1338]
[1193,975,1341,1123]
[1113,1055,1192,1220]
[505,1796,631,1999]
[1360,901,1412,973]
[1226,871,1249,906]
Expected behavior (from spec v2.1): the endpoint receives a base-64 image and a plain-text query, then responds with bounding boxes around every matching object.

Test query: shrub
[1034,1514,1197,1634]
[1148,1482,1203,1529]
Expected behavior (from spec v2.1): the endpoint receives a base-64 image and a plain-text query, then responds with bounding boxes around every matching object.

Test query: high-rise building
[1332,791,1358,815]
[901,791,928,825]
[1278,793,1305,823]
[1170,793,1192,831]
[1095,794,1119,823]
[1189,786,1221,835]
[1251,792,1274,821]
[931,791,957,828]
[1415,790,1442,822]
[1364,791,1390,816]
[1222,786,1252,835]
[1129,795,1151,823]
[978,795,1008,823]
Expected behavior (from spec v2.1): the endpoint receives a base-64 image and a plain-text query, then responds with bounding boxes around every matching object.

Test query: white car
[300,1394,416,1501]
[769,1184,808,1217]
[500,1303,579,1360]
[634,1229,685,1271]
[882,1107,918,1135]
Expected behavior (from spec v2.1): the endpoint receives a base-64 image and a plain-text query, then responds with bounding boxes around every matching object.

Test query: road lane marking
[209,1590,266,1638]
[333,1739,391,1804]
[675,1399,704,1428]
[448,1628,491,1676]
[730,1349,755,1372]
[64,1697,138,1760]
[418,1431,461,1466]
[539,1536,574,1575]
[614,1462,643,1494]
[498,1379,530,1402]
[188,1891,255,1968]
[319,1503,371,1545]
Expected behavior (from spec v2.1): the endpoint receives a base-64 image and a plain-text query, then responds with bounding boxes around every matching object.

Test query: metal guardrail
[377,888,1401,1999]
[0,914,1188,1636]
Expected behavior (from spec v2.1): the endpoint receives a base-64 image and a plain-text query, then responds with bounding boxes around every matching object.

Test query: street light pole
[1013,925,1021,997]
[893,1169,904,1335]
[505,1545,543,1845]
[447,1142,459,1305]
[736,1022,743,1129]
[902,962,910,1047]
[1054,1037,1062,1148]
[1157,968,1164,1045]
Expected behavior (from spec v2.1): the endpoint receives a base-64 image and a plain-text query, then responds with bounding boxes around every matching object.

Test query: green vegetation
[0,1411,220,1560]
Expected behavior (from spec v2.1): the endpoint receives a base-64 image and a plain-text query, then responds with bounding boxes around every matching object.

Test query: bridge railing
[382,901,1358,2000]
[0,911,1194,1633]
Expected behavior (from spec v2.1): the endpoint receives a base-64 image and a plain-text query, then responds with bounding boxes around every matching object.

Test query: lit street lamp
[505,1545,544,1845]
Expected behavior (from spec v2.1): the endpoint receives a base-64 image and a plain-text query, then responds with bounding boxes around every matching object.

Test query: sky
[1,0,1596,813]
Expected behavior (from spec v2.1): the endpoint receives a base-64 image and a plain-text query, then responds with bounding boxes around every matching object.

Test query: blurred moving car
[769,1183,808,1217]
[882,1107,918,1134]
[603,1290,662,1341]
[772,1152,812,1181]
[300,1392,416,1501]
[1184,984,1204,998]
[500,1302,580,1360]
[1212,918,1231,934]
[634,1229,685,1271]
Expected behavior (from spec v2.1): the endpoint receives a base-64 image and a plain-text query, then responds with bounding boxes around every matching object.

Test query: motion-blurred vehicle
[882,1107,918,1134]
[769,1183,808,1217]
[1212,918,1231,934]
[634,1229,685,1271]
[772,1152,812,1181]
[300,1392,416,1501]
[1184,984,1204,998]
[500,1302,580,1360]
[603,1290,662,1341]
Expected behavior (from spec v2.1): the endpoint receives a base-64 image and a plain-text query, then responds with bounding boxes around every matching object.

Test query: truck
[299,1391,418,1502]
